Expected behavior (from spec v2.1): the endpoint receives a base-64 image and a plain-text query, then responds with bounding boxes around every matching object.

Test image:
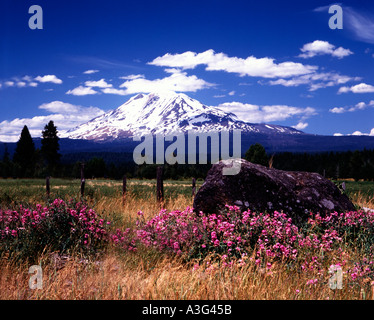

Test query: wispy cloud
[313,5,374,44]
[216,101,316,123]
[83,69,99,74]
[268,72,359,91]
[313,4,340,12]
[119,74,145,80]
[345,7,374,44]
[70,56,143,70]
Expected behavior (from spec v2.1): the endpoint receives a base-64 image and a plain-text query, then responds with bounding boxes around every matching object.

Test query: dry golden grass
[1,247,372,300]
[349,191,374,210]
[91,191,194,225]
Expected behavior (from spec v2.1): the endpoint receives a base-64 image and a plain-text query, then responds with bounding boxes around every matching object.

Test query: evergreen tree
[41,121,61,174]
[0,144,12,178]
[86,157,106,178]
[13,125,36,177]
[2,144,10,163]
[349,150,364,181]
[244,143,268,166]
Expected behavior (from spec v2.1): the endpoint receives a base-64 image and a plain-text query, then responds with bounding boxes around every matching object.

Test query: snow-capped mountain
[64,91,303,141]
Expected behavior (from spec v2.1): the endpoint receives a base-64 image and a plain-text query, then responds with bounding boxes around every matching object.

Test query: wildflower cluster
[347,257,374,283]
[134,208,202,255]
[0,199,111,262]
[132,205,374,284]
[110,227,137,252]
[307,210,374,254]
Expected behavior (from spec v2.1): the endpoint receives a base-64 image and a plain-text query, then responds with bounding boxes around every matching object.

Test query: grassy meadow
[0,177,374,300]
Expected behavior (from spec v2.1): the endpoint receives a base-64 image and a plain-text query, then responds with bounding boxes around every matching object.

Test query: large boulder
[193,159,355,224]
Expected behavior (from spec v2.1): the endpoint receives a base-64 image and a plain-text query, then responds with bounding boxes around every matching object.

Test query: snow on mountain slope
[64,91,303,141]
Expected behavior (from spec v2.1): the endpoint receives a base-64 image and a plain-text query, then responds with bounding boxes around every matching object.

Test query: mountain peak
[64,92,303,141]
[132,90,184,100]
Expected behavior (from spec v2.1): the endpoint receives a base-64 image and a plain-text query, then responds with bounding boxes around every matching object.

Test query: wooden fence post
[46,176,50,198]
[192,177,196,198]
[80,162,85,198]
[156,166,164,205]
[122,175,127,205]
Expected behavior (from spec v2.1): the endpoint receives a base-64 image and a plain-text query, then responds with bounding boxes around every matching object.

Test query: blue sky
[0,0,374,142]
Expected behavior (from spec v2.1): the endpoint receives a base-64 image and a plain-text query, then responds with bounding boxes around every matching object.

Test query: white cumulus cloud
[35,75,63,84]
[338,83,374,94]
[84,79,112,88]
[119,71,214,94]
[102,88,127,95]
[4,81,15,87]
[66,86,99,96]
[292,122,309,130]
[0,75,41,89]
[298,40,353,59]
[333,128,374,137]
[329,100,374,113]
[149,49,317,78]
[0,102,105,142]
[329,107,346,114]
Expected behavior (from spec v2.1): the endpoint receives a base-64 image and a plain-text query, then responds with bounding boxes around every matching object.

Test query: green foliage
[272,149,374,181]
[244,143,268,166]
[12,125,36,177]
[0,145,12,178]
[41,120,61,175]
[85,157,106,178]
[0,199,110,264]
[135,163,211,180]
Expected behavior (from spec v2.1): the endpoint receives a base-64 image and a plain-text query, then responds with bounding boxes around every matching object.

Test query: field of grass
[339,180,374,209]
[0,177,374,300]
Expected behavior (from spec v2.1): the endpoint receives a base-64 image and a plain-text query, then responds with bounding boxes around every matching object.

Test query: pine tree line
[245,144,374,181]
[2,132,374,181]
[272,149,374,181]
[0,121,61,178]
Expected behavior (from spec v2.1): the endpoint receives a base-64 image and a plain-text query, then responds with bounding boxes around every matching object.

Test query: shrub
[0,199,110,263]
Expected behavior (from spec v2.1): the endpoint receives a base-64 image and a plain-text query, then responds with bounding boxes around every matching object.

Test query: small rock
[321,199,335,210]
